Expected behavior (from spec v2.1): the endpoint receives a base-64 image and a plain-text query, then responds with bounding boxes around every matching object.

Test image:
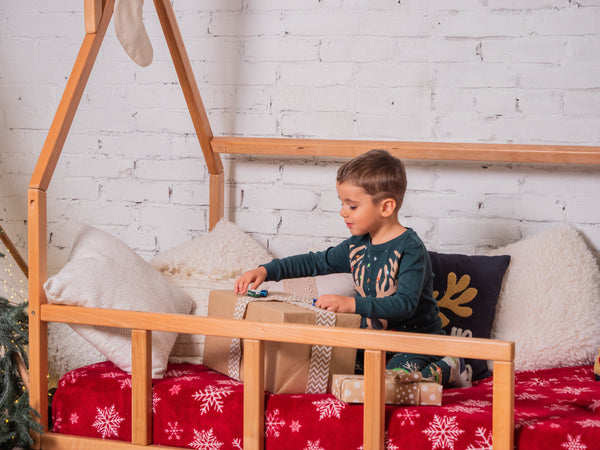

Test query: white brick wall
[0,0,599,273]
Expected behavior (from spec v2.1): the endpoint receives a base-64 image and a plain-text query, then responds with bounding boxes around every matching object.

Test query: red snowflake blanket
[52,362,600,449]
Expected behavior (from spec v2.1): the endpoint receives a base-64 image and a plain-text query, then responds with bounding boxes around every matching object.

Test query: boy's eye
[349,205,357,210]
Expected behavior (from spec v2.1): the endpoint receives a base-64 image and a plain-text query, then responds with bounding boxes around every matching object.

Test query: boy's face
[336,182,384,237]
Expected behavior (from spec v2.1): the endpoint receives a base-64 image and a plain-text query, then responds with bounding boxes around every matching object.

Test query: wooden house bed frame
[26,1,600,449]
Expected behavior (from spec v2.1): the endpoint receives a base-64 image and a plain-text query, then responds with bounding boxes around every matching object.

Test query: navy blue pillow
[429,252,511,381]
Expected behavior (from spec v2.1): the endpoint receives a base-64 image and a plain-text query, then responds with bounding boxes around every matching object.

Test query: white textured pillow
[149,220,273,360]
[489,224,600,372]
[44,225,194,378]
[150,219,272,280]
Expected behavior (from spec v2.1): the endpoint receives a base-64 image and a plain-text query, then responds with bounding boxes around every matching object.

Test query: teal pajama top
[262,229,444,335]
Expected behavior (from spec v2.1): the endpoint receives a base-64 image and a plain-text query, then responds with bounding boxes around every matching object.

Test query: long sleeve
[262,241,351,282]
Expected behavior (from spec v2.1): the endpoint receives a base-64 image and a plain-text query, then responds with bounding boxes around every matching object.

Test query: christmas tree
[0,225,42,449]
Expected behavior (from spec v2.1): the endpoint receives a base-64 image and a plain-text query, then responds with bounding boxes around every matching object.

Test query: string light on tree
[0,225,42,448]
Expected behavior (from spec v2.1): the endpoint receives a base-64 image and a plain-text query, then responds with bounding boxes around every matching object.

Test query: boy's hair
[336,149,407,211]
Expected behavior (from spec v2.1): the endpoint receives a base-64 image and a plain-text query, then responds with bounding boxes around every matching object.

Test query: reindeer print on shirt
[349,243,402,330]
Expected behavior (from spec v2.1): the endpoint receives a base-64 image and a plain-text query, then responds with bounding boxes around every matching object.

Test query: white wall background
[1,0,599,275]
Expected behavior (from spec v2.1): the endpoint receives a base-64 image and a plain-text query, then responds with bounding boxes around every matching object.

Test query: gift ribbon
[227,293,336,394]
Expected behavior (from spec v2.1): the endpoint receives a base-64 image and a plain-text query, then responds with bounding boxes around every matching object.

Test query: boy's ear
[379,198,397,217]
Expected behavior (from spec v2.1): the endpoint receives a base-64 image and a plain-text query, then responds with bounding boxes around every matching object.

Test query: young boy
[235,149,470,387]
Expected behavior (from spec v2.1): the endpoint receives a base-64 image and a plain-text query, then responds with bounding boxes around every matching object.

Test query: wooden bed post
[28,0,114,445]
[363,350,386,450]
[84,0,103,33]
[153,0,225,229]
[131,330,153,445]
[493,360,515,450]
[27,188,49,446]
[209,172,225,229]
[243,339,265,450]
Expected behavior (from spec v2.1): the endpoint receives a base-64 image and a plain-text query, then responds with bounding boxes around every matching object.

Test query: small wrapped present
[331,370,442,406]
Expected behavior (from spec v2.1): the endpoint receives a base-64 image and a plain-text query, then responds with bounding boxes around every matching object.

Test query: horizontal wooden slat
[41,432,182,450]
[40,304,514,361]
[211,136,600,165]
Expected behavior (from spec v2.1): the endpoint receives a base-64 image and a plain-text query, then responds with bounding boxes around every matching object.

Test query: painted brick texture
[0,0,599,273]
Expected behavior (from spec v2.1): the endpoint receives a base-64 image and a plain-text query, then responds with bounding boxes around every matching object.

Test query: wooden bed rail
[210,136,600,165]
[39,303,515,450]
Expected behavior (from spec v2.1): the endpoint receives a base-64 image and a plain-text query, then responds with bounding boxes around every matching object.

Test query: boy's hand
[235,266,268,295]
[314,295,355,313]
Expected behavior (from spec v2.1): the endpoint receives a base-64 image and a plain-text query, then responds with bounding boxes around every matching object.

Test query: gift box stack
[331,370,443,406]
[203,290,361,394]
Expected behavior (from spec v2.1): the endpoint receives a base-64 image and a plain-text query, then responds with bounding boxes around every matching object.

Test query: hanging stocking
[114,0,153,67]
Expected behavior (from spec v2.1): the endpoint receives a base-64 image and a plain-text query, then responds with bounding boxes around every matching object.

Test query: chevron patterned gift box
[203,290,360,394]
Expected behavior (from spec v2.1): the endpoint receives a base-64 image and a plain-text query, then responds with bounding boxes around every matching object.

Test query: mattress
[52,362,600,449]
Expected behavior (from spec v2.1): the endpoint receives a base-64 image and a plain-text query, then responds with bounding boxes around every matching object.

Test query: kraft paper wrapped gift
[331,370,443,406]
[202,290,361,394]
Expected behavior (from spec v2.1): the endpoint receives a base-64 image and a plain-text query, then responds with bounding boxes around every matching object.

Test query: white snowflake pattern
[386,435,399,450]
[69,412,79,424]
[266,409,286,437]
[304,440,325,450]
[588,400,600,412]
[119,378,132,390]
[561,434,587,450]
[192,385,233,415]
[446,405,485,414]
[518,391,547,401]
[576,419,600,428]
[554,386,592,395]
[60,370,87,386]
[548,403,575,412]
[217,379,242,386]
[182,375,204,382]
[312,398,346,420]
[422,415,465,450]
[101,371,125,379]
[170,384,182,396]
[397,409,420,426]
[525,377,557,387]
[463,399,492,408]
[516,410,539,418]
[515,418,539,430]
[232,437,243,449]
[166,369,195,378]
[189,428,224,450]
[92,404,125,439]
[53,413,63,431]
[289,420,302,432]
[153,392,161,413]
[442,391,462,397]
[165,421,183,441]
[466,427,492,450]
[570,374,591,383]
